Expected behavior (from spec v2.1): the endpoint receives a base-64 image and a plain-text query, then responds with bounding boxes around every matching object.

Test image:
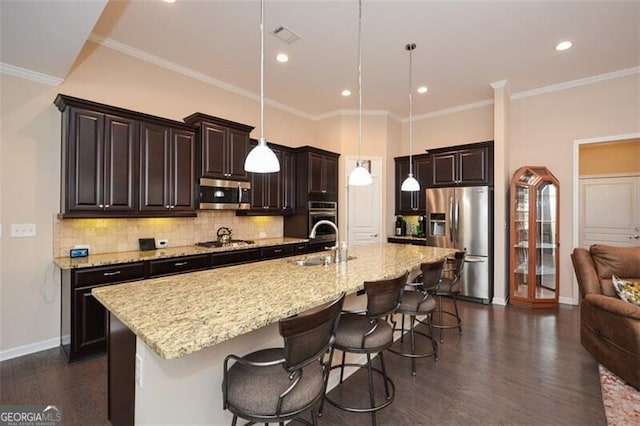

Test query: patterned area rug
[599,365,640,425]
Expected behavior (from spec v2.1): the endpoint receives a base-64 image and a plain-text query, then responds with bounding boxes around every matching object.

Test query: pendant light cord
[260,0,265,142]
[408,43,414,175]
[357,0,363,163]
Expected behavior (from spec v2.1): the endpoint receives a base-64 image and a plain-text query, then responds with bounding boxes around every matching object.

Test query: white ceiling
[2,0,639,119]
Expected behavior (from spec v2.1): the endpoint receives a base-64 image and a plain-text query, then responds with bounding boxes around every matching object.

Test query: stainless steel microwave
[199,178,251,210]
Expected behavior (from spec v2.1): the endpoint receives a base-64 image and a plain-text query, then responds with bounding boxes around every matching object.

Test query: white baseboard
[559,296,577,306]
[492,297,508,306]
[0,337,60,362]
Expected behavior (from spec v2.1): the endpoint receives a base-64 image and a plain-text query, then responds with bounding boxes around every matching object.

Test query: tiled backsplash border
[53,211,283,258]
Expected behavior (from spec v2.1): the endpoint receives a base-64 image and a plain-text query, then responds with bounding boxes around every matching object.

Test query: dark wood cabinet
[139,122,196,215]
[248,140,283,212]
[59,106,138,216]
[394,154,431,215]
[211,248,261,267]
[260,244,294,259]
[148,254,210,278]
[184,113,254,181]
[292,147,340,206]
[61,262,146,361]
[431,142,492,186]
[55,95,198,218]
[281,149,296,214]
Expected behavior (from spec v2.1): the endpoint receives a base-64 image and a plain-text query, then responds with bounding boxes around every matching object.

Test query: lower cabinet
[62,243,310,361]
[61,262,146,361]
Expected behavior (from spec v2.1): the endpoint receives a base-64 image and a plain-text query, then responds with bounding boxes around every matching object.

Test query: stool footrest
[324,363,395,414]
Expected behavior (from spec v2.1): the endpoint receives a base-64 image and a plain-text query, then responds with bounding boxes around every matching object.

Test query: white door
[347,157,382,246]
[579,175,640,247]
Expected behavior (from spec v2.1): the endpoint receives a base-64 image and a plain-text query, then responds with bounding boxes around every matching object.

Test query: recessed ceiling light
[555,41,573,51]
[417,86,428,94]
[276,53,289,63]
[341,89,351,97]
[163,0,176,3]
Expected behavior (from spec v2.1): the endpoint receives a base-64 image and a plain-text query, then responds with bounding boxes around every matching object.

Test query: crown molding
[511,66,640,100]
[88,34,315,121]
[313,109,393,121]
[0,62,63,86]
[410,99,494,122]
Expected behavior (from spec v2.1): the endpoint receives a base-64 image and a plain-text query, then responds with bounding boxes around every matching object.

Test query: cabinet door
[67,108,105,212]
[395,158,415,213]
[201,123,226,178]
[73,286,108,355]
[249,172,267,210]
[432,152,457,186]
[458,147,488,184]
[139,122,171,212]
[227,128,249,180]
[148,254,210,277]
[104,115,137,213]
[414,156,431,211]
[170,129,196,211]
[281,150,295,213]
[309,153,324,194]
[323,155,338,196]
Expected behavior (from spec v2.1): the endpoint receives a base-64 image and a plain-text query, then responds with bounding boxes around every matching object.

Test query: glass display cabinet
[509,166,559,308]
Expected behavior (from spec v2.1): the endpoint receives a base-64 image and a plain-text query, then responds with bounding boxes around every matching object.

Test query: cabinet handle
[105,204,110,208]
[166,205,170,209]
[264,206,269,209]
[321,190,327,193]
[99,204,104,208]
[103,271,121,277]
[630,234,640,240]
[174,262,188,266]
[274,249,282,253]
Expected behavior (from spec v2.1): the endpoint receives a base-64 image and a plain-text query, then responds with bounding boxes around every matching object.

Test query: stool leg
[438,295,444,343]
[409,315,417,376]
[400,314,406,343]
[318,347,335,417]
[427,313,438,361]
[311,409,318,426]
[232,415,238,426]
[379,352,391,400]
[453,295,463,334]
[366,353,377,426]
[339,351,346,384]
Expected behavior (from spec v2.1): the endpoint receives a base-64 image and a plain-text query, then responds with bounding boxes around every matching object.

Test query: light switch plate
[11,223,36,237]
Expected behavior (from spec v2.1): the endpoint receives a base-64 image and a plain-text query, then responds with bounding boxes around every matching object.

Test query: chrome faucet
[309,220,347,263]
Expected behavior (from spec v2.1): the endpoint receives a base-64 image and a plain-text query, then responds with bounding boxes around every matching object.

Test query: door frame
[344,156,383,247]
[572,132,640,304]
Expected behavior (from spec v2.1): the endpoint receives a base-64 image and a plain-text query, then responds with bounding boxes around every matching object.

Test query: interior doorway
[346,157,382,246]
[573,133,640,303]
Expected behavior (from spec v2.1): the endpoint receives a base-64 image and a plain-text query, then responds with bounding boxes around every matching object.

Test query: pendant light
[401,43,420,192]
[244,0,280,173]
[348,0,373,186]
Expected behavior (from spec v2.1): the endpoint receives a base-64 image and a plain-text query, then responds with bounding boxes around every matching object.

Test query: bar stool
[320,273,407,425]
[388,259,445,376]
[430,250,465,343]
[222,293,345,425]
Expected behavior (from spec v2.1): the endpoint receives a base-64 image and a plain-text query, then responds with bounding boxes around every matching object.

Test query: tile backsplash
[53,211,283,258]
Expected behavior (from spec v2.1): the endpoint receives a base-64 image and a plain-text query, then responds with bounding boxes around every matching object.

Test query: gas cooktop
[195,239,255,248]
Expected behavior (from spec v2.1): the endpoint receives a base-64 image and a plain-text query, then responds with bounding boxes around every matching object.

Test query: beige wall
[510,74,640,302]
[1,36,638,356]
[579,139,640,175]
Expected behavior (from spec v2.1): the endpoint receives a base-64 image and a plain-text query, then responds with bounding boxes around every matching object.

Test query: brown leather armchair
[571,244,640,390]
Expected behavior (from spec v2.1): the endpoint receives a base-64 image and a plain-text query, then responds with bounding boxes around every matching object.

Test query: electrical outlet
[135,353,143,388]
[11,223,36,237]
[157,239,168,248]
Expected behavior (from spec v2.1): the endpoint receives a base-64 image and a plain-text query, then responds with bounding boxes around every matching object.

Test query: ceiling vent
[270,25,301,44]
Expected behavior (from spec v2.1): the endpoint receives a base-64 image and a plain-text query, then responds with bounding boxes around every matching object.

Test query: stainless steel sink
[290,256,357,266]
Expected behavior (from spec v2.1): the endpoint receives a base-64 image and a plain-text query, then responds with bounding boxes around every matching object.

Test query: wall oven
[199,178,250,210]
[308,201,338,241]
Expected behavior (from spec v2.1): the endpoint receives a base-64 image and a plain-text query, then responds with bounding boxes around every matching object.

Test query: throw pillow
[612,275,640,306]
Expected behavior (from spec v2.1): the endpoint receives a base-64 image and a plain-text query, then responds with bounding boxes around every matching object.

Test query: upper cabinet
[292,147,339,205]
[395,154,431,215]
[431,142,493,187]
[241,140,296,215]
[55,94,197,218]
[183,113,254,181]
[139,123,196,214]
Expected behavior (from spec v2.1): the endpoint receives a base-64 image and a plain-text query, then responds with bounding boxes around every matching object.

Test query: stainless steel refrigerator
[426,186,493,304]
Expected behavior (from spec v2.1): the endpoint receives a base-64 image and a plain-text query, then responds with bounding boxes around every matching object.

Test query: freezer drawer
[459,255,491,304]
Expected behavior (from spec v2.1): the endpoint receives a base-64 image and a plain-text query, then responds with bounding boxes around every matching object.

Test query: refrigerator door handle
[465,256,486,263]
[454,198,460,245]
[449,196,455,244]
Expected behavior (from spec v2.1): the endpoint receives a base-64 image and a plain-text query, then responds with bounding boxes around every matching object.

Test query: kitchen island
[93,243,455,425]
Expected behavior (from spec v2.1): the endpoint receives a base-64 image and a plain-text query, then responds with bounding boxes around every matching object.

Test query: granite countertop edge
[54,237,309,270]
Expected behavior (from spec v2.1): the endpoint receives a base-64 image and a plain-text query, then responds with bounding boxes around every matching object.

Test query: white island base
[114,293,369,425]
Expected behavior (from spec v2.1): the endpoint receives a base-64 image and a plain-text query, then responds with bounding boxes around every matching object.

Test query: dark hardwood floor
[0,300,605,425]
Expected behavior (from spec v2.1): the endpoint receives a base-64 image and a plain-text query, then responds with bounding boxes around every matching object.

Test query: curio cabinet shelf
[509,166,559,308]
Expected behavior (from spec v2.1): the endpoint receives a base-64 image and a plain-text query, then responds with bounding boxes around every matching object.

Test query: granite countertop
[92,243,456,360]
[54,237,308,270]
